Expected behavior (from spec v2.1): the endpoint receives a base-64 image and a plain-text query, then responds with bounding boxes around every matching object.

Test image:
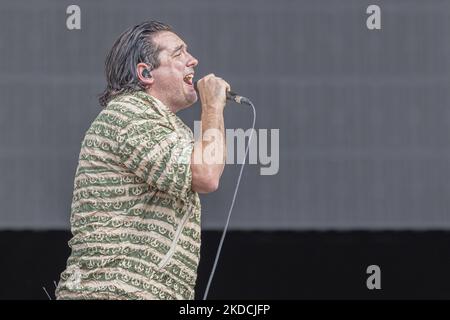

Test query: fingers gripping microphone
[193,81,252,105]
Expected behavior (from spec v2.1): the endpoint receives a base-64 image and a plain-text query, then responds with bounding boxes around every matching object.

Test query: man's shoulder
[107,91,156,113]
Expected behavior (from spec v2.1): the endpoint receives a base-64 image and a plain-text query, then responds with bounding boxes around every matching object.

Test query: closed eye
[172,44,186,57]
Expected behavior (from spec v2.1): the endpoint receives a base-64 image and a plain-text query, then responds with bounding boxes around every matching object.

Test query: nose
[187,53,198,68]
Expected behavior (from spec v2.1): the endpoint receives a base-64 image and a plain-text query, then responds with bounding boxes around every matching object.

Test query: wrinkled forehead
[152,31,187,54]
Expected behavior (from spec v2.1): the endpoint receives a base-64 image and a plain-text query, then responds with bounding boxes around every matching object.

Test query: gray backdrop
[1,0,450,230]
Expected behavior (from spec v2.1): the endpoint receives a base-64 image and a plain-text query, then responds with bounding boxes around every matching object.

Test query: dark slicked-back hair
[98,21,172,107]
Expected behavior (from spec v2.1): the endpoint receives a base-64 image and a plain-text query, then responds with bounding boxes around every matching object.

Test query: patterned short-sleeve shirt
[56,90,201,300]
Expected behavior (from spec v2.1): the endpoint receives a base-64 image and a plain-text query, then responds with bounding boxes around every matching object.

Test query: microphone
[193,81,251,105]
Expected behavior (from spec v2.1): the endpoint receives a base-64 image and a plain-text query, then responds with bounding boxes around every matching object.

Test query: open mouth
[183,74,194,86]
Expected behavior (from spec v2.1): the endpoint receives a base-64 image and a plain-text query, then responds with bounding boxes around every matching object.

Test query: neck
[146,89,179,113]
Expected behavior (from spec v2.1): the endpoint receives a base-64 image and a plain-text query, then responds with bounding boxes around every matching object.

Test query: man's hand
[196,73,231,112]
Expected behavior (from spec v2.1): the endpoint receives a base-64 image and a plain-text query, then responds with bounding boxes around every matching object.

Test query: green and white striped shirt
[56,90,201,300]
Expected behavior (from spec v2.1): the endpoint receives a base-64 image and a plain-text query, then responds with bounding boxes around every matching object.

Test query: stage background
[1,0,450,299]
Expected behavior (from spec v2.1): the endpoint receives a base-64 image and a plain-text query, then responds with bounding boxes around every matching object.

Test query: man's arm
[191,74,229,193]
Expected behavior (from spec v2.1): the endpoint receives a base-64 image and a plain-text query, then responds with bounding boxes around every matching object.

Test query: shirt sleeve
[116,112,194,199]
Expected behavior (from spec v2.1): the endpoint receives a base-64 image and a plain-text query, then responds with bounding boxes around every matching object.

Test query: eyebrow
[171,44,186,55]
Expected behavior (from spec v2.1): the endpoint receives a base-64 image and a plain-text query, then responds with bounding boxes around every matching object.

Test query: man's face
[149,31,198,112]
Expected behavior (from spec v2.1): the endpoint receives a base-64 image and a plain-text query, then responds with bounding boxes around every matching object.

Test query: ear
[136,63,154,88]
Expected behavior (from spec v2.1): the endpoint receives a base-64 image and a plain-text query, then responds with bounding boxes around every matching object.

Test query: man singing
[56,20,229,300]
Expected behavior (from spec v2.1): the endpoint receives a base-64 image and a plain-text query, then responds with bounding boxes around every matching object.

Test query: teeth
[184,74,194,83]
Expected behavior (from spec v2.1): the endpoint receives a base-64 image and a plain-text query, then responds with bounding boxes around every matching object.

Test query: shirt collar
[132,90,175,116]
